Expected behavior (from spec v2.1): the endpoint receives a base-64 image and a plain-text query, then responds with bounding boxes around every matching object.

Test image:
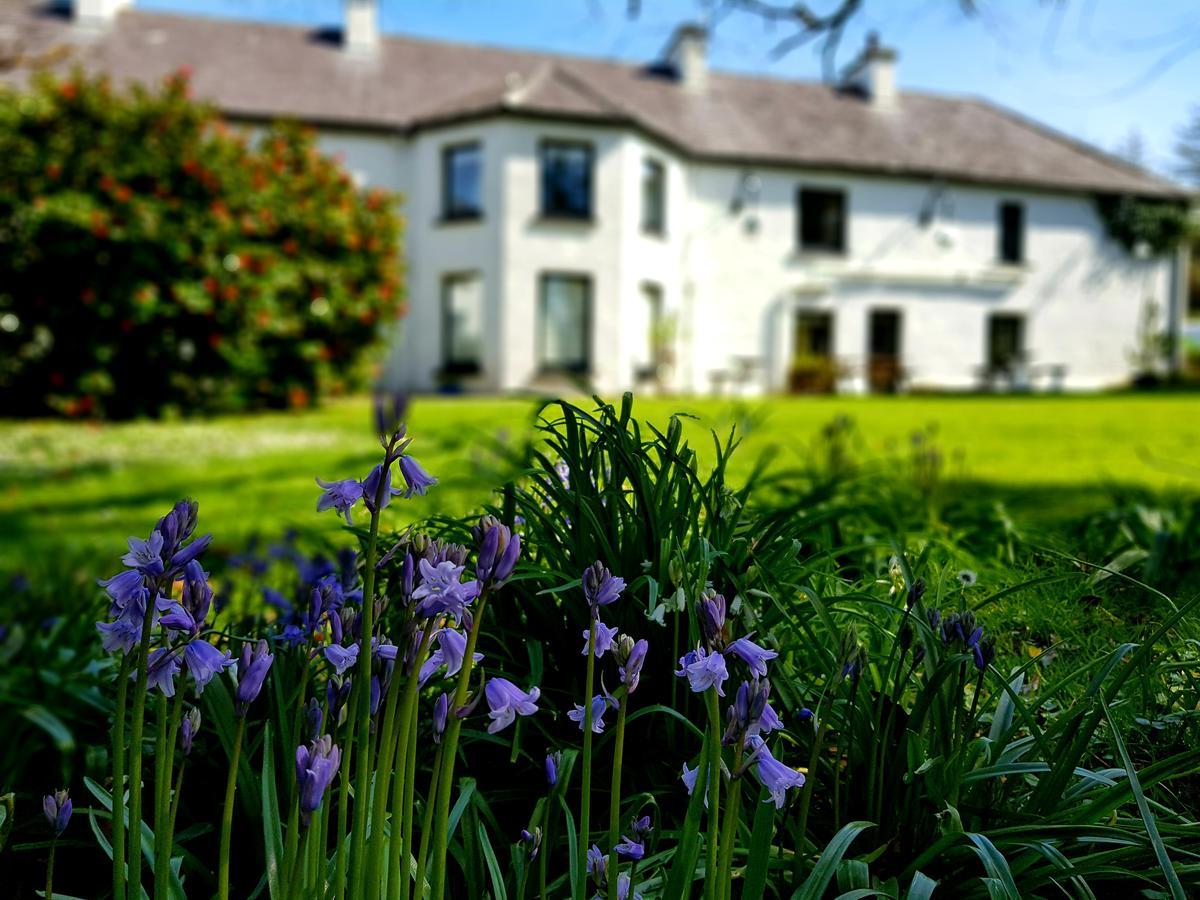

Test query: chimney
[663,23,708,93]
[842,32,897,109]
[344,0,379,57]
[74,0,132,28]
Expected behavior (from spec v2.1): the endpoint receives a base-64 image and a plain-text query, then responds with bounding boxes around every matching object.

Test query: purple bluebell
[315,477,364,524]
[519,826,542,860]
[362,463,403,513]
[42,790,72,836]
[296,736,341,825]
[727,636,778,678]
[324,642,359,676]
[582,562,625,610]
[616,836,645,860]
[433,693,449,743]
[585,843,606,882]
[147,647,182,697]
[180,707,201,756]
[411,559,480,624]
[235,640,273,714]
[306,698,324,742]
[567,694,611,734]
[758,701,784,736]
[698,590,727,647]
[98,569,147,615]
[419,628,482,686]
[797,707,814,723]
[681,760,711,808]
[545,751,560,787]
[619,637,649,693]
[97,611,142,654]
[122,531,165,577]
[615,873,642,900]
[973,635,996,671]
[327,677,352,726]
[745,735,806,809]
[168,533,211,571]
[397,454,438,498]
[179,560,213,629]
[484,677,541,733]
[676,646,729,696]
[474,518,522,585]
[184,640,234,695]
[580,621,619,658]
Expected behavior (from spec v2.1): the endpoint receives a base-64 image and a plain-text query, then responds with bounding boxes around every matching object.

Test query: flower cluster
[929,609,996,671]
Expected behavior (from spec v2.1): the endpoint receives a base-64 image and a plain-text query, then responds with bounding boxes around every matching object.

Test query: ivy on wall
[1095,194,1193,257]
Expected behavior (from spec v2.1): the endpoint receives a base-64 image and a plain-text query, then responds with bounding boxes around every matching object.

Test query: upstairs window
[798,188,847,253]
[540,141,593,219]
[442,143,482,220]
[998,201,1024,264]
[641,157,666,235]
[441,273,484,374]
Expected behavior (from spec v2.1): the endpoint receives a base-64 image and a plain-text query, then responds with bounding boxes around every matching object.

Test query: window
[441,273,483,374]
[798,188,847,253]
[998,201,1024,264]
[540,141,593,219]
[538,274,591,373]
[641,158,666,235]
[642,282,665,369]
[987,313,1025,371]
[442,143,482,219]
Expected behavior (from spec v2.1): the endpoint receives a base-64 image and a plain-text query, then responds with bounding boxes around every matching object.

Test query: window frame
[997,201,1025,265]
[440,271,484,376]
[796,186,848,254]
[641,157,666,236]
[537,272,592,375]
[440,142,483,221]
[539,140,595,221]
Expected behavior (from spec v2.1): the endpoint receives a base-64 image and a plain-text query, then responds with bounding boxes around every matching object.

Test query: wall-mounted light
[730,171,761,215]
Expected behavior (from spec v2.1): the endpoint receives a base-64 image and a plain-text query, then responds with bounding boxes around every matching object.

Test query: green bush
[0,69,404,419]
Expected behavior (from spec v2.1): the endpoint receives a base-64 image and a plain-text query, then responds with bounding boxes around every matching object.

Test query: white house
[3,1,1192,394]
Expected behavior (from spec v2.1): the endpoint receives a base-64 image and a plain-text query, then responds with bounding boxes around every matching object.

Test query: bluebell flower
[585,843,606,881]
[397,454,438,498]
[615,873,643,900]
[305,698,324,742]
[324,642,359,676]
[545,751,560,787]
[235,639,273,714]
[745,735,806,809]
[619,637,649,693]
[581,621,619,658]
[315,477,364,524]
[727,636,778,678]
[484,677,540,733]
[474,518,522,586]
[296,736,341,825]
[412,559,480,624]
[973,635,996,671]
[327,677,352,726]
[758,701,784,736]
[433,693,449,743]
[184,639,234,695]
[797,707,814,723]
[568,693,612,734]
[169,534,211,572]
[98,569,147,615]
[146,647,182,697]
[519,826,542,860]
[180,560,213,627]
[122,531,165,577]
[42,790,72,836]
[676,646,728,696]
[582,562,625,610]
[698,590,727,647]
[361,463,403,513]
[97,610,143,654]
[180,707,201,756]
[419,627,482,686]
[616,836,645,860]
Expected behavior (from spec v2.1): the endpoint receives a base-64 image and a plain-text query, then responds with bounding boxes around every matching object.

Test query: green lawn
[2,393,1198,575]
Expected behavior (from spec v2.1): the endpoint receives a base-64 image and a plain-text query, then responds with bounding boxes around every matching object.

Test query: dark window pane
[798,188,846,252]
[443,144,482,218]
[641,158,665,234]
[988,313,1025,369]
[998,202,1024,263]
[869,310,901,356]
[539,275,590,372]
[442,274,483,373]
[541,143,593,218]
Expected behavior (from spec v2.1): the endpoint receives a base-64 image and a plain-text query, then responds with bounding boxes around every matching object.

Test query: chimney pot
[663,23,708,93]
[344,0,379,57]
[74,0,132,28]
[843,31,898,109]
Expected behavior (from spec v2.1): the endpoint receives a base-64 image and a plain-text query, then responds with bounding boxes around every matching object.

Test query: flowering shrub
[6,396,1200,897]
[0,70,403,418]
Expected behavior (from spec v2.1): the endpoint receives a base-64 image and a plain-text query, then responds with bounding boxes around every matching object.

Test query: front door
[790,311,835,393]
[868,310,902,393]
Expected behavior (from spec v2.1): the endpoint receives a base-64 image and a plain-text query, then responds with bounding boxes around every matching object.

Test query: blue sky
[137,0,1200,178]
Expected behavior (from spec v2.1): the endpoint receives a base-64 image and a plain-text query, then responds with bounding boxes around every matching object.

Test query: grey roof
[0,2,1186,198]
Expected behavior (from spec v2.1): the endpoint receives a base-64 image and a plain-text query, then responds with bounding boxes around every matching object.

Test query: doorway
[867,309,903,393]
[790,311,835,393]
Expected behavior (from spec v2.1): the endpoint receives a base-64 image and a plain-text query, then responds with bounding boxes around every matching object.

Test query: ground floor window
[441,273,483,374]
[868,309,903,393]
[538,274,591,373]
[987,313,1025,372]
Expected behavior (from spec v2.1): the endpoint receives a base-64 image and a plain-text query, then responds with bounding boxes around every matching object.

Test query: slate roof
[0,2,1186,198]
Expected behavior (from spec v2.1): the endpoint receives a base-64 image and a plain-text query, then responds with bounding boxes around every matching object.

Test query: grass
[1,392,1198,576]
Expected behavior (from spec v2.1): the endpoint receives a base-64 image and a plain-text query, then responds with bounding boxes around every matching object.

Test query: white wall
[306,118,1173,395]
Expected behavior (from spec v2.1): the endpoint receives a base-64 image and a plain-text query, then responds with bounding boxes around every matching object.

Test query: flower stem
[397,698,422,900]
[577,619,597,899]
[111,651,132,900]
[45,838,56,900]
[287,825,311,900]
[365,655,405,899]
[333,727,355,900]
[415,745,443,891]
[717,742,744,896]
[605,691,629,887]
[429,592,490,900]
[125,592,159,900]
[155,690,184,900]
[217,716,246,900]
[704,687,722,900]
[349,490,385,898]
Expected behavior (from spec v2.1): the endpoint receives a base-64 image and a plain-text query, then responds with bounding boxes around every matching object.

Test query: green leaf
[907,871,938,899]
[477,822,509,900]
[742,786,777,899]
[21,705,75,753]
[967,833,1019,900]
[260,722,284,900]
[793,822,875,900]
[662,750,710,900]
